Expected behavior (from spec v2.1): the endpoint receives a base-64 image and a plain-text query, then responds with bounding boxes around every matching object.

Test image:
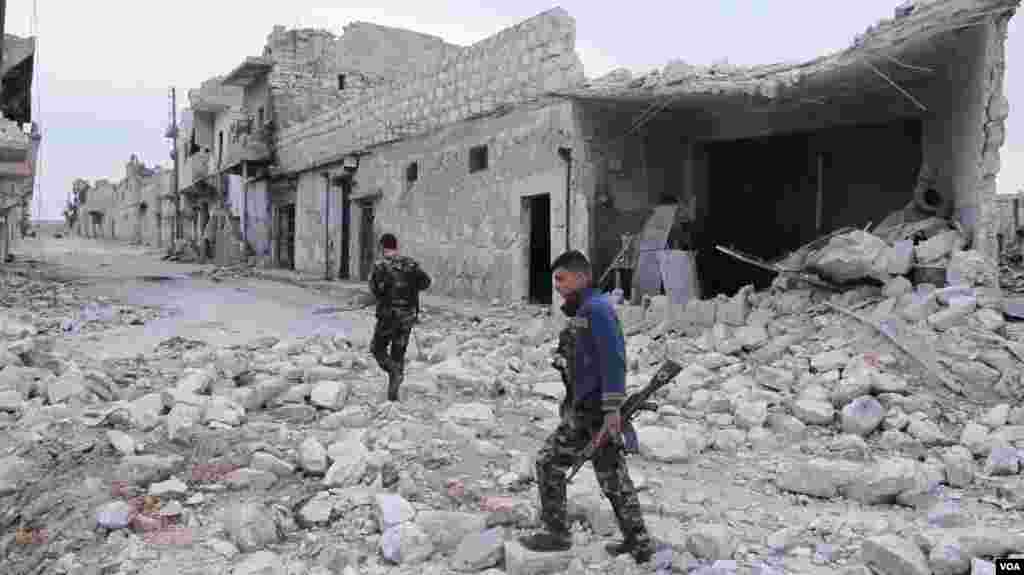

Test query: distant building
[71,157,173,248]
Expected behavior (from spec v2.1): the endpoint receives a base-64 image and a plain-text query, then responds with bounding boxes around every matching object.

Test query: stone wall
[265,22,463,134]
[334,22,461,83]
[265,27,349,131]
[275,8,585,174]
[290,99,578,301]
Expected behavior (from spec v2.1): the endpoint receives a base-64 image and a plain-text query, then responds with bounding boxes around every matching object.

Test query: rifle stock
[565,359,682,483]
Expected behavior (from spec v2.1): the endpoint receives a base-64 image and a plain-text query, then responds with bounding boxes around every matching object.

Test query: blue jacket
[573,287,627,412]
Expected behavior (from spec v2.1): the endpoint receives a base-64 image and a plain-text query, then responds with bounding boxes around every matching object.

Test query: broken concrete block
[915,230,962,264]
[886,240,915,275]
[1003,297,1024,320]
[503,540,573,575]
[840,396,885,436]
[947,250,999,288]
[451,527,505,572]
[776,458,860,498]
[862,535,930,575]
[883,276,913,299]
[928,297,977,331]
[844,457,932,505]
[687,524,736,561]
[791,399,835,426]
[975,308,1006,332]
[942,446,975,488]
[935,285,976,305]
[716,286,752,326]
[806,230,889,283]
[688,299,718,328]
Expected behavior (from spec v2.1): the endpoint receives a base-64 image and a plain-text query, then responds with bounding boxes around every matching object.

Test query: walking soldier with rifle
[520,250,681,564]
[368,233,431,401]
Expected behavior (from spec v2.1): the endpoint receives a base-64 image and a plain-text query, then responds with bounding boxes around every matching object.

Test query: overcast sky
[7,0,1023,221]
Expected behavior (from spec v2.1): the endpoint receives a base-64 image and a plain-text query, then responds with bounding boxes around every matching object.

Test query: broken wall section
[274,8,585,173]
[265,27,346,131]
[974,12,1014,259]
[574,102,707,290]
[264,22,457,132]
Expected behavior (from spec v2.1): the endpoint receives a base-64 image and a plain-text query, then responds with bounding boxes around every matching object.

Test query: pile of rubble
[0,271,165,337]
[3,249,1024,574]
[187,264,260,283]
[1000,259,1024,294]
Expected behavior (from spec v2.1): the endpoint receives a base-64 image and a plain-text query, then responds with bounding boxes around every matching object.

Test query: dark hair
[551,250,590,275]
[380,233,398,250]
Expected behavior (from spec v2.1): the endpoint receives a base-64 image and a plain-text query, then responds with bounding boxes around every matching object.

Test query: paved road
[14,237,374,360]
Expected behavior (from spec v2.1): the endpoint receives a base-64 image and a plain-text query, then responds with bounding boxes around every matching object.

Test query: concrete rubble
[3,236,1024,575]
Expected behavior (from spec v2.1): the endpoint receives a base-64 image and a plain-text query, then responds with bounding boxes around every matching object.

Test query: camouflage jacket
[369,254,431,318]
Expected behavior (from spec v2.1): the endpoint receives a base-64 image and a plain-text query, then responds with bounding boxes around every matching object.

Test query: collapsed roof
[552,0,1019,107]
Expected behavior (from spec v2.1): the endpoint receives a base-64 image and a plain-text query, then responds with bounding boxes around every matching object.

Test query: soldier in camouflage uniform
[369,233,431,401]
[520,250,654,564]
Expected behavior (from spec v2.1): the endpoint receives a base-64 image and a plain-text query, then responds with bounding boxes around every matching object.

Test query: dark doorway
[527,194,552,304]
[359,201,376,281]
[339,180,352,279]
[277,204,296,270]
[696,118,922,299]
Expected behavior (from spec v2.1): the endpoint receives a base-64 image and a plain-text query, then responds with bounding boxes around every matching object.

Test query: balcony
[220,108,273,170]
[180,150,210,191]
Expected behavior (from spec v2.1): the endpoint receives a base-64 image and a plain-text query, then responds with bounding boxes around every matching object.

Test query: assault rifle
[565,359,683,484]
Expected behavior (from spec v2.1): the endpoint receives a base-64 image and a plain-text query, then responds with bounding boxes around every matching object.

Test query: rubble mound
[3,241,1024,575]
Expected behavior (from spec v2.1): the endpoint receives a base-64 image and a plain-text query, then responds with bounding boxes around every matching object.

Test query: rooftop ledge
[223,57,274,87]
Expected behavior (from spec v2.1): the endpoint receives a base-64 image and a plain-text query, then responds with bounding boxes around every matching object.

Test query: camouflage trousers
[535,404,651,545]
[371,314,415,373]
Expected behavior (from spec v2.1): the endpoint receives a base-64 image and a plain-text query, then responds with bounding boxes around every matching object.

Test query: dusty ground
[0,237,1023,575]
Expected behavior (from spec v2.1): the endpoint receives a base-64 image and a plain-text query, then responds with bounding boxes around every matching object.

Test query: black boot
[519,531,572,552]
[605,538,654,564]
[387,364,402,401]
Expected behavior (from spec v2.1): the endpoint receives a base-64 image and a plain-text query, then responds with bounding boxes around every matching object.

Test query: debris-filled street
[1,234,1023,575]
[10,0,1024,573]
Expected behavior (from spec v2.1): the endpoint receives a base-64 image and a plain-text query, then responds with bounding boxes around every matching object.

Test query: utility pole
[1,1,7,76]
[168,87,180,242]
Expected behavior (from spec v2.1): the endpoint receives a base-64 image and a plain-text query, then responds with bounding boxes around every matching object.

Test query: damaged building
[171,9,584,297]
[556,0,1019,301]
[79,0,1020,305]
[170,21,471,269]
[71,155,174,248]
[0,33,40,263]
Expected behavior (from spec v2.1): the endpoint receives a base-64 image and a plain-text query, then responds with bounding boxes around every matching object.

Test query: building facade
[71,156,174,247]
[242,8,584,301]
[0,33,40,263]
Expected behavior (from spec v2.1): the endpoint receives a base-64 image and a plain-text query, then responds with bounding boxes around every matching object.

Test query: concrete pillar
[973,13,1013,260]
[922,14,1013,261]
